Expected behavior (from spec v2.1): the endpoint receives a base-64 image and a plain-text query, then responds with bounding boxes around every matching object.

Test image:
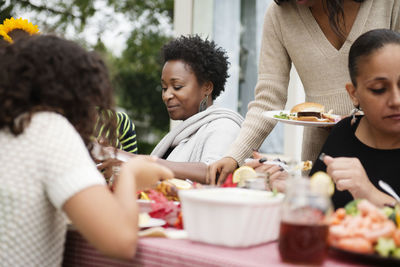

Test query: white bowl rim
[137,199,180,205]
[178,187,284,205]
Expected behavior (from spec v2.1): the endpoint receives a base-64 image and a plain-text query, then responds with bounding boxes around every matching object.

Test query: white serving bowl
[179,188,284,247]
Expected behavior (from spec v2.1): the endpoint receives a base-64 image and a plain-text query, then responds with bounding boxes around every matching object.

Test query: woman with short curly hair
[144,35,243,184]
[94,35,243,184]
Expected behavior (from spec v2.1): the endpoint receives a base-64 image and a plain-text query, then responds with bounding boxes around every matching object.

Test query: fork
[379,180,400,202]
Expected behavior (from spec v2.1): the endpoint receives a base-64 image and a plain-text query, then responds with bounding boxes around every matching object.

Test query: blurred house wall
[174,0,304,162]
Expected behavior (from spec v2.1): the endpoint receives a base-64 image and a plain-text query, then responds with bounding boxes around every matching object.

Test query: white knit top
[0,112,105,266]
[226,0,400,164]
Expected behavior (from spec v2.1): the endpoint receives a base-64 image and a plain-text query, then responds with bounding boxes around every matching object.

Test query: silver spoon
[378,180,400,202]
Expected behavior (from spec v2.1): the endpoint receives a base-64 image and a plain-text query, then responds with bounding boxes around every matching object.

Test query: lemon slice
[167,178,192,190]
[310,171,335,196]
[395,204,400,229]
[232,166,257,187]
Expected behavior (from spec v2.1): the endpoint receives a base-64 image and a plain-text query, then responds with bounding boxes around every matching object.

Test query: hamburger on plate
[289,102,339,123]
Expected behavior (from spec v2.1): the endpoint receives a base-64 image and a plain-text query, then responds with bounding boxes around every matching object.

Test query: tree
[1,0,173,32]
[113,28,171,153]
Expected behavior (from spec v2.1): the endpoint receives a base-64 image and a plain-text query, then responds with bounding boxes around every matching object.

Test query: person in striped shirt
[95,111,138,154]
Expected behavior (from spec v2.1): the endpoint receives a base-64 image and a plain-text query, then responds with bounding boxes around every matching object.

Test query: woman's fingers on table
[251,150,264,159]
[269,168,288,192]
[208,157,238,185]
[254,163,281,174]
[245,159,264,169]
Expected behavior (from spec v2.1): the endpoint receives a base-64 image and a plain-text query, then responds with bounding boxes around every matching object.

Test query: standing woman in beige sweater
[209,0,400,184]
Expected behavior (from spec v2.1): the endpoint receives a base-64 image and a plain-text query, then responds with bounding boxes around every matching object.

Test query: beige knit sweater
[226,0,400,165]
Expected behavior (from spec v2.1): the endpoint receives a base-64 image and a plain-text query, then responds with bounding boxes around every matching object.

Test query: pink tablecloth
[63,229,368,267]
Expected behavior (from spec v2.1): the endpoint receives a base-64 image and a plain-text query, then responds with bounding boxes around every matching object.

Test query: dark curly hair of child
[161,35,230,100]
[0,35,117,151]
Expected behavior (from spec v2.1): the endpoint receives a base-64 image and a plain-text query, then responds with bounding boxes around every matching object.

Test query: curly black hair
[161,35,230,100]
[0,36,9,50]
[0,35,117,150]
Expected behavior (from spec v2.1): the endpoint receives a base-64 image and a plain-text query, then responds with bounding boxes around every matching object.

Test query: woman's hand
[121,155,174,191]
[323,156,375,200]
[94,146,135,181]
[96,158,123,181]
[245,151,288,192]
[208,157,238,185]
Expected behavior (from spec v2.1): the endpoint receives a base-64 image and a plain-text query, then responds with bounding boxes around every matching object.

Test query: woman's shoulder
[330,116,354,132]
[322,116,361,148]
[374,0,400,8]
[29,111,80,141]
[206,107,244,124]
[265,1,298,20]
[28,111,69,131]
[33,111,73,127]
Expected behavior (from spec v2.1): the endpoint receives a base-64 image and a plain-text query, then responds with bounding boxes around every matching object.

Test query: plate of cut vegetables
[328,199,400,265]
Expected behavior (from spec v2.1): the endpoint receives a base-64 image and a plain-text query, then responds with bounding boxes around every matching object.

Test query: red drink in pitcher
[278,221,329,264]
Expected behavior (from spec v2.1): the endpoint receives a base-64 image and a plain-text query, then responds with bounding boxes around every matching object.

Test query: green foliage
[107,0,173,23]
[113,28,171,146]
[1,0,173,32]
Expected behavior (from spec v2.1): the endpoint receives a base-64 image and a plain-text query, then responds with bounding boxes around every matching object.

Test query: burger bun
[290,102,324,113]
[293,116,330,122]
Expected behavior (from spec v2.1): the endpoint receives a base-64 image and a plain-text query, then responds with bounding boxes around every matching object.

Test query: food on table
[232,166,257,187]
[166,178,193,190]
[138,212,151,226]
[138,178,193,202]
[329,199,400,258]
[301,160,313,170]
[396,203,400,227]
[136,178,193,229]
[273,102,341,123]
[137,189,182,228]
[310,171,334,196]
[221,173,237,187]
[293,160,313,171]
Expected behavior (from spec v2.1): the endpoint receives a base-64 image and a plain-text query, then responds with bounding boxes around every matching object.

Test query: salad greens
[344,199,361,216]
[375,237,396,257]
[273,112,292,120]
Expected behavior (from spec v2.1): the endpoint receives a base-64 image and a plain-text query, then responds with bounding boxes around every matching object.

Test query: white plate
[263,110,338,127]
[139,217,166,228]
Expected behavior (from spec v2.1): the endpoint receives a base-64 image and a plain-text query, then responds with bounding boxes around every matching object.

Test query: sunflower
[0,28,12,43]
[1,17,39,43]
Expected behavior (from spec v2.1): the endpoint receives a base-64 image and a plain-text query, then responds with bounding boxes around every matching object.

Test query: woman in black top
[310,29,400,208]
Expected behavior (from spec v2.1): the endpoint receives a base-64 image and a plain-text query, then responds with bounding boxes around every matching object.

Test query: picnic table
[63,228,368,267]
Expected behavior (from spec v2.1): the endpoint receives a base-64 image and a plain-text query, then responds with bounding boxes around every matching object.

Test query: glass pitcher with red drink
[278,176,333,265]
